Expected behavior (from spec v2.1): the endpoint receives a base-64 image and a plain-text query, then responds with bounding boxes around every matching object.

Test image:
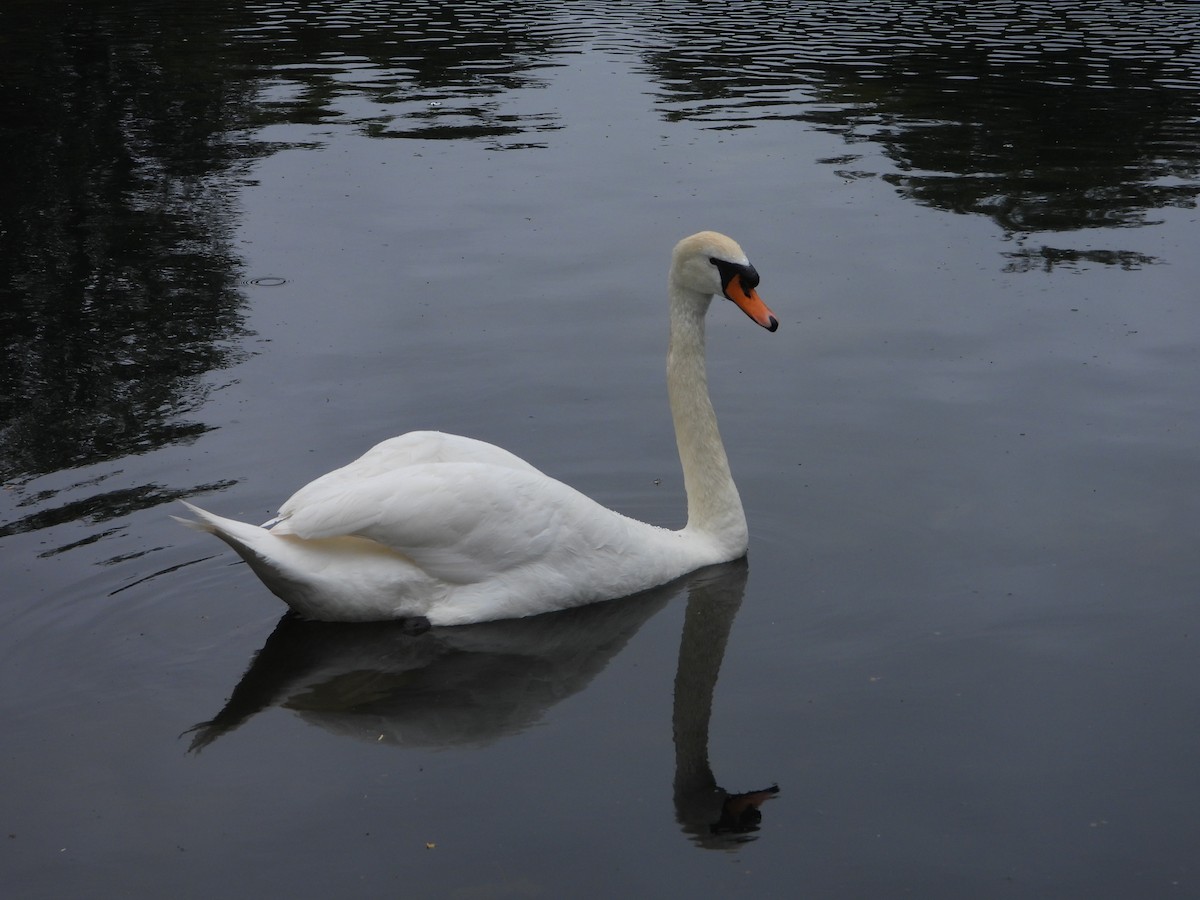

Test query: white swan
[176,231,778,626]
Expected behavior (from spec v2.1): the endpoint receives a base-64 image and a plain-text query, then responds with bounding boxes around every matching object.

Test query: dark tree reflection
[0,1,255,482]
[0,0,584,491]
[637,0,1200,260]
[864,56,1200,235]
[201,0,580,143]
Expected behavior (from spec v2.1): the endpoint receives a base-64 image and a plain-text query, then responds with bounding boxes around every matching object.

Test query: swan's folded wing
[355,431,541,473]
[271,462,600,584]
[275,431,541,522]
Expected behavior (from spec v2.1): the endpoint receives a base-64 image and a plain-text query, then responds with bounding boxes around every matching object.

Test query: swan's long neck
[667,281,749,555]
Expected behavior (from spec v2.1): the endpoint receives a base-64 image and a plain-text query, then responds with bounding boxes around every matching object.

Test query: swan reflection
[671,559,778,846]
[188,559,776,844]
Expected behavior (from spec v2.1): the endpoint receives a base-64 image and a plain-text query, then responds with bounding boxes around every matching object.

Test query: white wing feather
[274,430,539,525]
[270,454,622,585]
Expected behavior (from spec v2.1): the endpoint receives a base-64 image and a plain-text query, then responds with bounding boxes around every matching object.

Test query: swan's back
[273,431,540,525]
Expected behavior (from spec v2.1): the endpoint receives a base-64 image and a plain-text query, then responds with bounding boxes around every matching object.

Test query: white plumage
[177,231,778,626]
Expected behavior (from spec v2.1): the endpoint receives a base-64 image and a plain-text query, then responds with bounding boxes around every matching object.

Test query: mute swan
[176,231,778,626]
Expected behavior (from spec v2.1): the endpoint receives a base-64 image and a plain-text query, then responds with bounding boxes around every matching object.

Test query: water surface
[2,1,1199,896]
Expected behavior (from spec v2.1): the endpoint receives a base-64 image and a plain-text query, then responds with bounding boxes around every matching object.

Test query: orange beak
[724,274,779,332]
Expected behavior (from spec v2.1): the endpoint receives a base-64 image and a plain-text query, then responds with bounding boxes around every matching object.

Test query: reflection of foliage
[0,0,583,490]
[1001,246,1160,275]
[870,62,1200,234]
[0,1,255,481]
[637,0,1200,256]
[0,479,237,554]
[224,0,576,143]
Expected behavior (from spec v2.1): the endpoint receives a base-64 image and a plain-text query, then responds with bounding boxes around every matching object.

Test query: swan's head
[671,231,779,332]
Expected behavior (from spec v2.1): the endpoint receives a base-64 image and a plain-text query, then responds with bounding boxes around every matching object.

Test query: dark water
[3,1,1200,896]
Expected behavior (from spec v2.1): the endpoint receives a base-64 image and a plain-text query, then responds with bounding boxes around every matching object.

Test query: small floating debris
[247,276,287,287]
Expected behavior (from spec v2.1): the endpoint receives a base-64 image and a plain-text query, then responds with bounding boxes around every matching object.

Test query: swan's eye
[710,258,759,293]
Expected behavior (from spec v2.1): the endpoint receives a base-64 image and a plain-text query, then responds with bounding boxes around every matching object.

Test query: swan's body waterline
[177,231,777,625]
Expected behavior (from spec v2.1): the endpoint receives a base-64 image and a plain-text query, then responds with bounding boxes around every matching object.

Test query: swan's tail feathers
[172,500,222,534]
[173,501,273,557]
[173,501,298,599]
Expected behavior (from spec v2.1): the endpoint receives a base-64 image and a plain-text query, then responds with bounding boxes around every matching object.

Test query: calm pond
[3,1,1200,896]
